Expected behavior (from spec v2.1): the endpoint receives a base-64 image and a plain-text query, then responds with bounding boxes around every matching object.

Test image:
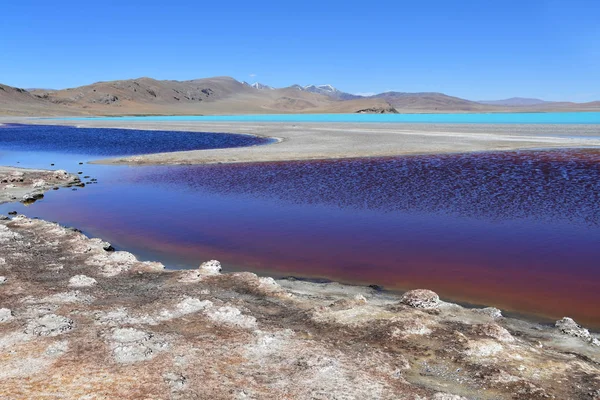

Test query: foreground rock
[0,215,599,399]
[400,288,440,309]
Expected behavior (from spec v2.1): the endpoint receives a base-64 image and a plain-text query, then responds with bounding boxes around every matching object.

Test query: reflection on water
[0,125,599,327]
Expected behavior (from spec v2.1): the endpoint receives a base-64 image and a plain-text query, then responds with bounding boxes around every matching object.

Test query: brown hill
[27,77,398,116]
[0,84,79,116]
[3,77,600,116]
[373,92,491,112]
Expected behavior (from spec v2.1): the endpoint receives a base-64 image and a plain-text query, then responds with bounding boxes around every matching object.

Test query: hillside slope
[0,84,82,116]
[2,77,599,116]
[373,92,490,112]
[28,77,397,115]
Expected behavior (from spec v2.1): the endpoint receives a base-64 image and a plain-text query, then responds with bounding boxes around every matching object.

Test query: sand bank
[1,117,599,165]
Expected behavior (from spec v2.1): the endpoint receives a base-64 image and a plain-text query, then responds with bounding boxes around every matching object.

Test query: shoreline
[1,117,599,166]
[0,165,587,330]
[1,121,599,328]
[1,166,599,398]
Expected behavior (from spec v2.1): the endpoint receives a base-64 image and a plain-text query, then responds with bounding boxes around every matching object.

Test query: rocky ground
[0,168,599,399]
[0,166,83,205]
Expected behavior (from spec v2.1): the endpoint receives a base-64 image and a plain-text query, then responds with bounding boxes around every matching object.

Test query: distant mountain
[5,77,397,116]
[372,92,488,111]
[280,84,360,100]
[302,84,362,100]
[478,97,552,106]
[2,77,599,116]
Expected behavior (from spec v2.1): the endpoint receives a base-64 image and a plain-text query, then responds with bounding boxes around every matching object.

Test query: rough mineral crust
[68,274,98,288]
[400,288,440,309]
[555,316,600,346]
[178,259,222,282]
[0,166,80,204]
[556,316,591,339]
[0,213,599,399]
[198,259,222,275]
[0,308,13,323]
[475,306,503,319]
[24,314,74,337]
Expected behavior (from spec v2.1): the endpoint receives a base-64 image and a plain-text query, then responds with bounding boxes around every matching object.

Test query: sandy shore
[0,167,599,399]
[2,117,600,165]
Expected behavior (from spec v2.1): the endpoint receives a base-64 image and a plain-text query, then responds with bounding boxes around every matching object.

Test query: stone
[353,294,368,304]
[53,170,70,180]
[476,307,503,319]
[68,274,98,288]
[32,179,46,188]
[555,317,591,339]
[22,192,44,202]
[101,241,114,251]
[400,289,440,309]
[198,259,222,275]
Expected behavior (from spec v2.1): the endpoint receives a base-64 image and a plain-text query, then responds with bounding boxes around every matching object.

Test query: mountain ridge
[2,77,599,116]
[478,97,553,106]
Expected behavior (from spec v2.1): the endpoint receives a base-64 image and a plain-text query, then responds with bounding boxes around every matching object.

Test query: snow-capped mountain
[294,84,361,100]
[251,82,274,90]
[303,84,337,94]
[246,80,359,99]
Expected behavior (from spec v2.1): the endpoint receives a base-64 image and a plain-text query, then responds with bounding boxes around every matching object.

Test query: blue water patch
[0,124,275,157]
[54,112,600,124]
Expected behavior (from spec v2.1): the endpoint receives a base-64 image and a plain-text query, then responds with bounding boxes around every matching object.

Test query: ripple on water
[134,149,600,226]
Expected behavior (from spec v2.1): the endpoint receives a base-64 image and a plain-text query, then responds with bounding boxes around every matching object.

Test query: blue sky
[1,0,598,101]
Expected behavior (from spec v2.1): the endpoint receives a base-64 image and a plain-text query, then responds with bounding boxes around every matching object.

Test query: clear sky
[1,0,599,101]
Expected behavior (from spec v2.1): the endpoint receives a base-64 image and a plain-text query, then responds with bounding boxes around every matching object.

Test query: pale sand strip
[1,117,599,165]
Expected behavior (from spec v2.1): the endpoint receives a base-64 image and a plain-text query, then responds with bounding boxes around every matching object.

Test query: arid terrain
[2,77,599,116]
[0,168,599,399]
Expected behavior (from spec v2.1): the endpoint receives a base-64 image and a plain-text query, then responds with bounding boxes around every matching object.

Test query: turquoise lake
[56,111,600,124]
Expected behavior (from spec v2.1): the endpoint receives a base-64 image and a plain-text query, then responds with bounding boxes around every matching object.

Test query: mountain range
[1,77,599,116]
[477,97,553,106]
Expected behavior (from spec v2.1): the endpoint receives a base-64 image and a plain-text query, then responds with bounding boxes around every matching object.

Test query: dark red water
[1,139,599,327]
[118,150,600,326]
